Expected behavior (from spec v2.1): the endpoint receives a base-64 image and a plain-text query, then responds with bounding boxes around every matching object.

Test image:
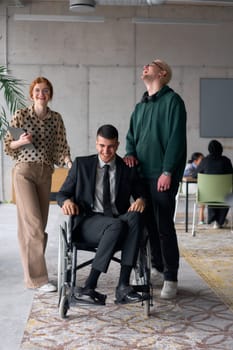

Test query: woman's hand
[10,132,33,150]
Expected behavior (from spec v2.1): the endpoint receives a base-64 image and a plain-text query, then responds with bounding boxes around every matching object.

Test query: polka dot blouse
[4,105,71,168]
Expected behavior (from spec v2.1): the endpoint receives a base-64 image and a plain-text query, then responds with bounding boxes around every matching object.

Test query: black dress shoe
[75,287,107,305]
[115,285,142,304]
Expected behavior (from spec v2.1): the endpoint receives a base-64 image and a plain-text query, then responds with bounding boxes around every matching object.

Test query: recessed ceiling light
[70,0,96,12]
[147,0,165,4]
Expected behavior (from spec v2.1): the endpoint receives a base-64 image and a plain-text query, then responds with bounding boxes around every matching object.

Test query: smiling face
[31,82,51,107]
[96,135,119,163]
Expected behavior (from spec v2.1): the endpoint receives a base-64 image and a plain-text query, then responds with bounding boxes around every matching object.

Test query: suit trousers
[78,211,143,273]
[144,178,180,282]
[13,162,53,288]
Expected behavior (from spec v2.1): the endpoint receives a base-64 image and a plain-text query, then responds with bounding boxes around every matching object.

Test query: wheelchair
[57,215,153,319]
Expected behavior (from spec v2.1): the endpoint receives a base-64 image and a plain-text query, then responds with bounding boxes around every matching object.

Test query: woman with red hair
[4,76,72,292]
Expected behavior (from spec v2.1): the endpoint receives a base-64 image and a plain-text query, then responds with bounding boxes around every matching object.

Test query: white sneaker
[38,282,57,293]
[213,221,220,229]
[151,267,164,286]
[198,221,205,225]
[160,281,177,299]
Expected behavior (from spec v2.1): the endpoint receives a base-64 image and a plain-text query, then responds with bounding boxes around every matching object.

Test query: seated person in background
[183,152,204,177]
[57,124,146,305]
[183,152,205,224]
[193,139,233,229]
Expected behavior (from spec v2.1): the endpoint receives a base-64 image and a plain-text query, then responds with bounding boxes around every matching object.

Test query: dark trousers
[78,211,142,273]
[144,178,180,282]
[208,207,229,226]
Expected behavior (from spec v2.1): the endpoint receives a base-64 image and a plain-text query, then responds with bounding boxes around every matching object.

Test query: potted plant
[0,65,26,139]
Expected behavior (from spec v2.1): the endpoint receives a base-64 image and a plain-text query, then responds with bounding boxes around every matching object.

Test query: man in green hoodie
[124,59,187,299]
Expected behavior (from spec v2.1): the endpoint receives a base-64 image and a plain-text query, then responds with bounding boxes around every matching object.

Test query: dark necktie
[103,164,113,216]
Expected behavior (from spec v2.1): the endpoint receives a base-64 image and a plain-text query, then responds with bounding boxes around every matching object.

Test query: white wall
[1,2,233,201]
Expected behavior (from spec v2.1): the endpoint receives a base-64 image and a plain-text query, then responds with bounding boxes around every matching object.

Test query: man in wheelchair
[57,124,146,305]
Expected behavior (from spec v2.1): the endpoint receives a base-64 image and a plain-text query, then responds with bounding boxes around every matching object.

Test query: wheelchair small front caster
[59,295,69,318]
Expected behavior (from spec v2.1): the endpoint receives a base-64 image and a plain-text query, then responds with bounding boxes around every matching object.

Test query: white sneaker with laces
[38,283,57,293]
[151,267,164,286]
[160,281,177,299]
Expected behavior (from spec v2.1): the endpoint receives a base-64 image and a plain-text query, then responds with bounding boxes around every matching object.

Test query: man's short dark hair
[208,139,223,157]
[97,124,118,140]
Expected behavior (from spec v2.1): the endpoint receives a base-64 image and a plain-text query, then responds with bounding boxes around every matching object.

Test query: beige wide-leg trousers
[13,162,53,288]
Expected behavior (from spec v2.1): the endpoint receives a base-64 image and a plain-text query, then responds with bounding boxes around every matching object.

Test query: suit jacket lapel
[115,155,122,196]
[90,155,98,199]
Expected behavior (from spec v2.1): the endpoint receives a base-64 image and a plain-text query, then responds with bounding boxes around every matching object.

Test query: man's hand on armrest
[128,197,145,213]
[62,199,79,216]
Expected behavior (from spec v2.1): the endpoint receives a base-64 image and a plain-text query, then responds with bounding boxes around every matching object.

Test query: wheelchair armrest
[60,214,83,245]
[59,215,73,245]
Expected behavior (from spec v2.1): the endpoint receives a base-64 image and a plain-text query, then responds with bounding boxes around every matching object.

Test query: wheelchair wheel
[59,295,69,319]
[57,225,66,295]
[143,239,152,318]
[133,236,152,318]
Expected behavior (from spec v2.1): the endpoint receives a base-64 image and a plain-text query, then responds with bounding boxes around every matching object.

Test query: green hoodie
[126,85,187,182]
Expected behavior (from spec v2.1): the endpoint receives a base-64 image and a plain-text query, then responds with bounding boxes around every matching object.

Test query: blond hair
[153,59,172,85]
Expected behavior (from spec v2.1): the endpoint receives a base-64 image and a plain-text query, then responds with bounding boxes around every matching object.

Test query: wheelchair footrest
[74,287,107,305]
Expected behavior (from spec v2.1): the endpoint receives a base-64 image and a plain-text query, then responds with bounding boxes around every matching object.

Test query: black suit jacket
[57,154,146,229]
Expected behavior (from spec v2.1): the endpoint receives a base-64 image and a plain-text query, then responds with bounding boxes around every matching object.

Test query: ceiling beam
[14,14,105,23]
[96,0,233,6]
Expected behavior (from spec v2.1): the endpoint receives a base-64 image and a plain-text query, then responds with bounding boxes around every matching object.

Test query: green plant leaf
[0,107,9,139]
[0,65,27,139]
